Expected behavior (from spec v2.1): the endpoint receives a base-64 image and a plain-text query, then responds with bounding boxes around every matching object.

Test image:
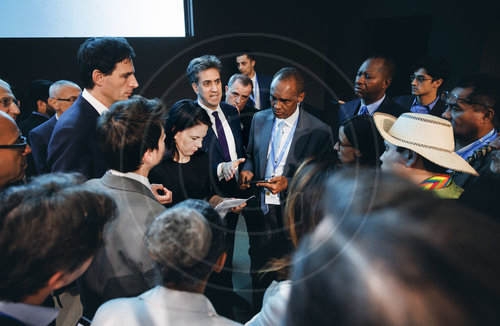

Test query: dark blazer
[394,95,447,117]
[19,112,49,137]
[47,95,107,179]
[339,96,407,125]
[81,172,165,318]
[255,73,272,110]
[201,102,245,197]
[243,108,334,202]
[237,102,258,149]
[29,115,57,174]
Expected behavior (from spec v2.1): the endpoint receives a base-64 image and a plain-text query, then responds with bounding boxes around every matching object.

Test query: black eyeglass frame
[441,91,492,111]
[0,135,27,150]
[410,74,434,83]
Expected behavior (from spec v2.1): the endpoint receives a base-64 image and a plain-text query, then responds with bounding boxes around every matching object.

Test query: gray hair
[186,55,222,84]
[147,207,212,270]
[227,73,253,90]
[0,79,11,91]
[49,80,81,98]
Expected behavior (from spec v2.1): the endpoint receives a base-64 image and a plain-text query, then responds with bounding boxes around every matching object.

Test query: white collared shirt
[266,105,300,177]
[360,94,386,115]
[109,170,152,192]
[82,88,108,115]
[251,72,261,109]
[198,101,238,162]
[0,300,59,326]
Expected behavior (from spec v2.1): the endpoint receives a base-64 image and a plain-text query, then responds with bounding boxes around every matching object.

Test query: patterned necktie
[358,105,369,115]
[212,111,231,162]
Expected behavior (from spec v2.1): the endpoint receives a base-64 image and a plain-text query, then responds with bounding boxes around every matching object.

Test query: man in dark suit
[186,55,248,317]
[236,52,272,110]
[339,55,406,125]
[81,96,167,319]
[224,73,258,148]
[47,37,138,179]
[394,57,450,117]
[240,67,334,308]
[29,80,81,174]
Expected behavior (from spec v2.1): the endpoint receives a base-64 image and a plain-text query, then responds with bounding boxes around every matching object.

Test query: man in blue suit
[240,67,334,309]
[186,54,248,317]
[236,52,272,110]
[339,55,406,125]
[29,80,81,174]
[47,37,138,179]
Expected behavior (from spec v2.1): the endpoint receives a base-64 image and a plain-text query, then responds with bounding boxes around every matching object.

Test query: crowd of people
[0,36,499,326]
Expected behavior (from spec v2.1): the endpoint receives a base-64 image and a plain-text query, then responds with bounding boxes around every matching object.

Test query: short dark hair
[186,55,222,84]
[164,99,212,160]
[273,67,305,95]
[227,73,253,90]
[0,173,116,302]
[150,199,226,289]
[97,95,167,173]
[28,79,52,111]
[453,73,500,127]
[236,51,255,61]
[77,37,135,89]
[367,54,396,80]
[414,57,450,85]
[340,115,385,167]
[395,146,448,174]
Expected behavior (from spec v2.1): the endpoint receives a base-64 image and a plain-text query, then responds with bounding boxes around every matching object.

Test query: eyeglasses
[441,91,491,110]
[0,135,27,151]
[410,74,433,83]
[56,97,78,103]
[0,97,20,108]
[337,140,353,148]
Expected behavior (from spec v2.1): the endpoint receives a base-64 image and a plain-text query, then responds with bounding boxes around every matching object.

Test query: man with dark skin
[0,111,31,191]
[339,55,406,125]
[239,67,333,309]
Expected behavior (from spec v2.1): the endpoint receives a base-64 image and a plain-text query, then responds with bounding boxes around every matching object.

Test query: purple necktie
[212,111,231,162]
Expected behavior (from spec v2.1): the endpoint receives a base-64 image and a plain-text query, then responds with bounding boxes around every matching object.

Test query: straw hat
[373,112,478,175]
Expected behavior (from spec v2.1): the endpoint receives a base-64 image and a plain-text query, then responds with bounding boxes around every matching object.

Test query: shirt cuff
[217,163,224,181]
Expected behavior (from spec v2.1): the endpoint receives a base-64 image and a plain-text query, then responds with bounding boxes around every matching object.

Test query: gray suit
[80,172,165,318]
[242,108,333,305]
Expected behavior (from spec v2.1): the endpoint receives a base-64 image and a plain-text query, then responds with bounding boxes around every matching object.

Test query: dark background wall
[0,0,498,129]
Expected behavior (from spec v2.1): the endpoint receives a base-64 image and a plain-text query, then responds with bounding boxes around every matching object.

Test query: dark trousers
[243,204,292,311]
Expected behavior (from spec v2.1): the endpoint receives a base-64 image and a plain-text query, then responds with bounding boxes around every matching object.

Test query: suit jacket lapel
[259,111,275,178]
[283,109,310,176]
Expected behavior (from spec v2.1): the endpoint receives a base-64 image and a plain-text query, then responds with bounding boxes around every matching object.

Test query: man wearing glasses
[0,111,31,191]
[0,79,21,120]
[394,57,450,117]
[441,73,500,188]
[30,80,82,174]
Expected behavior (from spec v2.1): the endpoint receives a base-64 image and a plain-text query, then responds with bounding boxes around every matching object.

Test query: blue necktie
[358,105,369,115]
[212,111,231,162]
[262,121,285,214]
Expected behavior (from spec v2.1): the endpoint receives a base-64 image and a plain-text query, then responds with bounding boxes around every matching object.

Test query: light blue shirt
[410,96,439,114]
[360,95,386,115]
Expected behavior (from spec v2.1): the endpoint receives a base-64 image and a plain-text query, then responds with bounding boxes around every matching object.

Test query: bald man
[0,79,21,120]
[0,111,31,191]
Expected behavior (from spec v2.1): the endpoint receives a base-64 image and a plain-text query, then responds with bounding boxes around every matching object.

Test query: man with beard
[339,55,406,125]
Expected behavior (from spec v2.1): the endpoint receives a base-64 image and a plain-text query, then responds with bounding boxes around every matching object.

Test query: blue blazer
[256,73,272,110]
[393,95,447,118]
[47,95,107,179]
[338,96,407,125]
[201,102,245,197]
[29,115,57,174]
